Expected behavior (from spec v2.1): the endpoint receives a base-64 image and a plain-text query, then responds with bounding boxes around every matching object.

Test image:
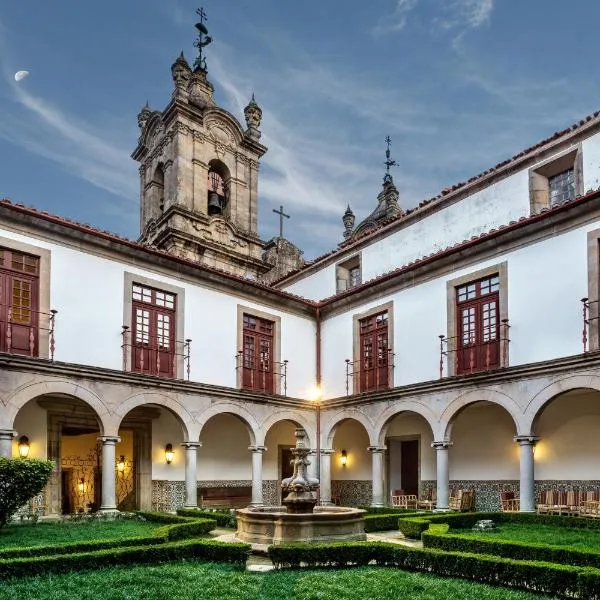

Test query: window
[336,255,361,293]
[456,275,500,374]
[529,147,582,212]
[241,313,274,393]
[131,284,176,378]
[351,302,394,394]
[0,247,40,356]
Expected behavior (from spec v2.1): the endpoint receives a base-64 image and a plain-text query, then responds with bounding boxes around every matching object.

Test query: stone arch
[373,401,437,447]
[439,388,522,440]
[523,374,600,434]
[322,409,375,448]
[197,402,259,446]
[112,392,194,441]
[5,379,110,434]
[258,410,315,448]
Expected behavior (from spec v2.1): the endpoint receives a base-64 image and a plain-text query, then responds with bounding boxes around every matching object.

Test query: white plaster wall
[535,391,600,480]
[197,413,252,480]
[321,219,600,397]
[449,403,518,480]
[331,420,370,481]
[282,263,337,302]
[12,400,47,459]
[151,410,186,481]
[263,420,296,480]
[583,136,600,192]
[0,228,316,398]
[386,413,435,482]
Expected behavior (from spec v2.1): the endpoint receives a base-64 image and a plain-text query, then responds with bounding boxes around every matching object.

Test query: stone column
[319,449,335,506]
[182,442,202,509]
[514,436,539,513]
[432,441,452,511]
[249,446,266,506]
[98,436,120,513]
[368,446,386,507]
[0,430,16,458]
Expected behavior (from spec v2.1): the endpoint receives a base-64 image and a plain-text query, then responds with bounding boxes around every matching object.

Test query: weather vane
[194,7,213,72]
[384,135,397,183]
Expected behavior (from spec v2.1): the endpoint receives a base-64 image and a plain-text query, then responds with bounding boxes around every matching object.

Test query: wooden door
[400,440,419,496]
[242,314,274,393]
[359,311,389,392]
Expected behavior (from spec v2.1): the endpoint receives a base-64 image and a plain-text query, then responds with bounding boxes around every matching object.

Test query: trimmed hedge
[398,511,600,540]
[267,541,600,598]
[364,514,403,532]
[0,538,250,579]
[423,527,600,569]
[176,508,236,528]
[359,506,417,515]
[0,512,217,560]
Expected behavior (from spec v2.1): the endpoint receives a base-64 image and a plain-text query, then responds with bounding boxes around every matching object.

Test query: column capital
[320,448,335,456]
[432,440,453,449]
[367,446,386,454]
[97,436,121,445]
[514,435,540,445]
[181,441,202,449]
[0,429,17,440]
[248,445,267,453]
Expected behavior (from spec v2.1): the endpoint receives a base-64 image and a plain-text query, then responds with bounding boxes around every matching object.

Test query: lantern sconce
[18,435,30,459]
[77,478,85,493]
[117,455,126,473]
[165,443,174,465]
[340,449,348,467]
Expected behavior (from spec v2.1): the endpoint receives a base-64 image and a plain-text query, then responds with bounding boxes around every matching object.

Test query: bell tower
[132,9,269,278]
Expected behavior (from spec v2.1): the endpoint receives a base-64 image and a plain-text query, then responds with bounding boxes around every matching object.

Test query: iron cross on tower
[384,135,397,183]
[273,205,290,239]
[194,7,213,71]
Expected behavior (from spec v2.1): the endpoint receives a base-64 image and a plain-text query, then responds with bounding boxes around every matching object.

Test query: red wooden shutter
[132,285,176,378]
[359,311,389,392]
[242,314,274,393]
[456,276,500,374]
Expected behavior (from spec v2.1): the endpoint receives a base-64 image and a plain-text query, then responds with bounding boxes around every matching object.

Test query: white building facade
[2,21,600,515]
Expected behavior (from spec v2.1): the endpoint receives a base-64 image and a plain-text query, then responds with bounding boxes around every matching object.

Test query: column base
[183,504,199,510]
[370,503,385,508]
[320,501,335,507]
[249,502,264,507]
[433,508,451,513]
[98,508,120,517]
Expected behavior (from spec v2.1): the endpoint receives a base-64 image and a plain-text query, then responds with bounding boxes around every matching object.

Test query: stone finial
[342,204,355,239]
[382,179,402,218]
[188,68,215,109]
[137,101,151,130]
[171,52,192,97]
[244,94,262,141]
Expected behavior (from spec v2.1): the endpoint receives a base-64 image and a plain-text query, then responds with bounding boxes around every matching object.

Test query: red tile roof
[274,109,600,284]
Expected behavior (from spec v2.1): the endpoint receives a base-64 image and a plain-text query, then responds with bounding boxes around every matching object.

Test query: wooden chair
[536,489,557,514]
[417,488,437,511]
[500,491,520,512]
[391,488,418,509]
[580,490,600,518]
[449,490,475,512]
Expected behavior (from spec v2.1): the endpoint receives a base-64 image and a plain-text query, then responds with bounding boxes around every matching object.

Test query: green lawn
[0,562,558,600]
[458,523,600,551]
[0,519,160,550]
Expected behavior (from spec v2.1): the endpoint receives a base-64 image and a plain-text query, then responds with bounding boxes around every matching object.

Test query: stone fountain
[236,428,366,545]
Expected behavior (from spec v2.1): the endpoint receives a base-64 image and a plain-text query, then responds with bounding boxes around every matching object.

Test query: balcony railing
[121,326,191,380]
[0,306,58,360]
[235,351,288,396]
[581,297,600,353]
[439,319,510,378]
[345,350,395,395]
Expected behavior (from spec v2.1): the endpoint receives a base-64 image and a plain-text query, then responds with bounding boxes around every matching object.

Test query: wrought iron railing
[344,349,395,395]
[0,306,57,360]
[235,351,288,396]
[438,319,510,378]
[121,326,191,380]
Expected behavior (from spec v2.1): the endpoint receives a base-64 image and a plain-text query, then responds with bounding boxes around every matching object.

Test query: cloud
[372,0,420,36]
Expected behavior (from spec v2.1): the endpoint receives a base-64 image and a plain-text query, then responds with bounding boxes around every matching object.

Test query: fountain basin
[236,505,366,545]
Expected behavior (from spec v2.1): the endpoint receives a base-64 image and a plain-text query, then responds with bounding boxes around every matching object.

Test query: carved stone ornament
[192,218,248,250]
[171,55,191,91]
[244,100,262,130]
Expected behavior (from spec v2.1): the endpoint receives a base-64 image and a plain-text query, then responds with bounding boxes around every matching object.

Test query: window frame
[236,305,282,394]
[123,273,186,379]
[352,301,394,394]
[446,263,508,377]
[336,254,362,293]
[0,236,51,359]
[529,146,583,213]
[586,229,600,352]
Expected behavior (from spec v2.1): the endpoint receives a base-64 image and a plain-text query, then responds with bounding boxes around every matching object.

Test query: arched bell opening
[207,160,230,217]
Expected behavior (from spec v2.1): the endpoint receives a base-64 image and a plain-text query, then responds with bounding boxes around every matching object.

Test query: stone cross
[273,205,290,239]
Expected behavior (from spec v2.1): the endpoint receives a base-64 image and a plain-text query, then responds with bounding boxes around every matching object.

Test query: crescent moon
[14,70,30,82]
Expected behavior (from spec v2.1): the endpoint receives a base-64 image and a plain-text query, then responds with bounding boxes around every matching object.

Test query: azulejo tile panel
[332,480,372,506]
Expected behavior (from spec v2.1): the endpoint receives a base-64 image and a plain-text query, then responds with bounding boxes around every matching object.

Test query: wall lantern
[18,435,30,459]
[77,478,85,493]
[165,443,174,465]
[117,455,126,473]
[340,449,348,467]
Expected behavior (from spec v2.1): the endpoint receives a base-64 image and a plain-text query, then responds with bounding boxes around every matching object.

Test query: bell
[207,191,222,215]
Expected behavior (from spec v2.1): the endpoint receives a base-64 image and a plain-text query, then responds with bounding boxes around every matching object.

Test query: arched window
[152,165,165,213]
[207,160,229,216]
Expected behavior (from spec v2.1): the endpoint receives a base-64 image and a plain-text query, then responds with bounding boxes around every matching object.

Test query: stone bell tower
[132,9,269,278]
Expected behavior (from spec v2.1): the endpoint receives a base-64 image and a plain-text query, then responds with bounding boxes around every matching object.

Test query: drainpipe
[315,306,322,503]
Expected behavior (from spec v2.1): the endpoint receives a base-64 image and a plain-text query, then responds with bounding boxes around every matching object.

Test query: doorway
[279,446,294,503]
[387,437,420,498]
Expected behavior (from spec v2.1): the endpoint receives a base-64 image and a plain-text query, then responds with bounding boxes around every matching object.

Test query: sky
[1,1,600,259]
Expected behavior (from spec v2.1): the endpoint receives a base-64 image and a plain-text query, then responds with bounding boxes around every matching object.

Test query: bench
[198,486,252,509]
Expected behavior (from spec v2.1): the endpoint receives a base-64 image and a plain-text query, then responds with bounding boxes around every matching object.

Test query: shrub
[0,457,54,528]
[364,514,402,532]
[176,508,236,528]
[359,506,417,515]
